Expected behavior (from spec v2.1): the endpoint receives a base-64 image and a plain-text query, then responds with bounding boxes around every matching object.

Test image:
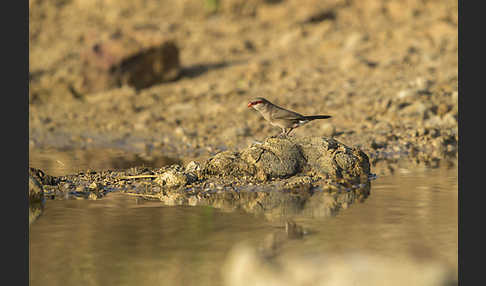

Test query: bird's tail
[304,115,332,120]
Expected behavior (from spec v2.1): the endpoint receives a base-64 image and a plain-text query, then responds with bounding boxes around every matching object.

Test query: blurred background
[29,0,457,176]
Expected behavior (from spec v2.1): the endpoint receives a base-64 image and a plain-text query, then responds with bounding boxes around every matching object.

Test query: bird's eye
[248,100,264,107]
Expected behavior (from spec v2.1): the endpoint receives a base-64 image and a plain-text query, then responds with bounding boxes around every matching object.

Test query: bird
[247,97,331,136]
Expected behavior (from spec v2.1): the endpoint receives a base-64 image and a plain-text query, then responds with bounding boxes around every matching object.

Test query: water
[283,165,458,267]
[29,159,457,286]
[29,195,272,286]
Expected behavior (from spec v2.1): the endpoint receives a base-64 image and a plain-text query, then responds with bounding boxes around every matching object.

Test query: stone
[374,121,393,134]
[155,168,188,188]
[222,243,457,286]
[242,137,305,178]
[29,169,45,226]
[112,41,180,90]
[320,122,336,137]
[294,137,370,180]
[29,173,44,203]
[80,39,180,93]
[399,101,427,118]
[185,161,202,173]
[202,136,370,181]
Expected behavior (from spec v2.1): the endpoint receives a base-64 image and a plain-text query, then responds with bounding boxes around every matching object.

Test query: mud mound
[203,136,370,181]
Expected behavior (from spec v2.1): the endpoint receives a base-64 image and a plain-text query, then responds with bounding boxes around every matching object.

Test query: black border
[5,0,29,285]
[459,0,476,285]
[458,1,463,284]
[457,0,462,280]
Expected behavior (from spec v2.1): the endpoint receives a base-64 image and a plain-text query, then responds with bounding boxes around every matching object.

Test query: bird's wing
[271,107,305,121]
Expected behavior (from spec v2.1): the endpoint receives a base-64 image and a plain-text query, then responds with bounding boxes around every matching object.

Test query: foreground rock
[203,136,370,182]
[223,243,457,286]
[29,170,44,203]
[29,168,50,225]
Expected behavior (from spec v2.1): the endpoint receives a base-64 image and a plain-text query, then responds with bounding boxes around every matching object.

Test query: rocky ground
[29,0,458,179]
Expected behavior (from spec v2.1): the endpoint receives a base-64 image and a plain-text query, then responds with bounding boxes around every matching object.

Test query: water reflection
[172,181,371,221]
[29,172,45,226]
[29,201,44,226]
[29,162,457,286]
[30,194,272,286]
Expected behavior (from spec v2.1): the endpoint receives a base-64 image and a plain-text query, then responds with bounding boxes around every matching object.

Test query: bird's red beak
[247,102,254,108]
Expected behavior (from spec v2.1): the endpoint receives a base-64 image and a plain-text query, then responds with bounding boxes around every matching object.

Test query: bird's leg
[275,128,292,138]
[285,128,294,136]
[271,128,293,138]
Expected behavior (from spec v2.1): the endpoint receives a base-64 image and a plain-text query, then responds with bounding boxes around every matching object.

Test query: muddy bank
[30,136,371,220]
[29,0,457,170]
[29,146,182,177]
[33,168,370,222]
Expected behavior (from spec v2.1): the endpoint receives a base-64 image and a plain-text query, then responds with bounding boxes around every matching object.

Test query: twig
[119,175,159,180]
[121,192,161,199]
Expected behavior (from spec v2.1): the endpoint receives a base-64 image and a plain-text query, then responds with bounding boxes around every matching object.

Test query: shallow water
[29,161,457,286]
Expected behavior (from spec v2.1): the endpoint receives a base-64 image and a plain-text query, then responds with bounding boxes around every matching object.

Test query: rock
[279,28,305,47]
[88,192,99,200]
[339,53,361,71]
[295,137,370,179]
[185,161,202,173]
[451,91,458,102]
[29,173,44,203]
[203,151,255,178]
[301,9,336,24]
[29,170,45,226]
[113,41,180,90]
[427,22,458,48]
[371,139,387,150]
[436,103,450,116]
[222,243,457,286]
[385,0,413,23]
[155,167,188,188]
[344,32,365,51]
[29,167,57,186]
[320,122,336,137]
[425,113,457,128]
[441,113,457,127]
[80,39,180,93]
[202,136,370,181]
[374,121,393,134]
[397,89,413,99]
[184,161,202,183]
[243,138,306,178]
[399,101,427,118]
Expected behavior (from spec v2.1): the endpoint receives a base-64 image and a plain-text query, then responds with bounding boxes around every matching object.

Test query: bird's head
[247,97,270,111]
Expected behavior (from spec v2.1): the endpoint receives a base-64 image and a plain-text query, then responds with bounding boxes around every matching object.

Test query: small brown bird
[248,97,331,136]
